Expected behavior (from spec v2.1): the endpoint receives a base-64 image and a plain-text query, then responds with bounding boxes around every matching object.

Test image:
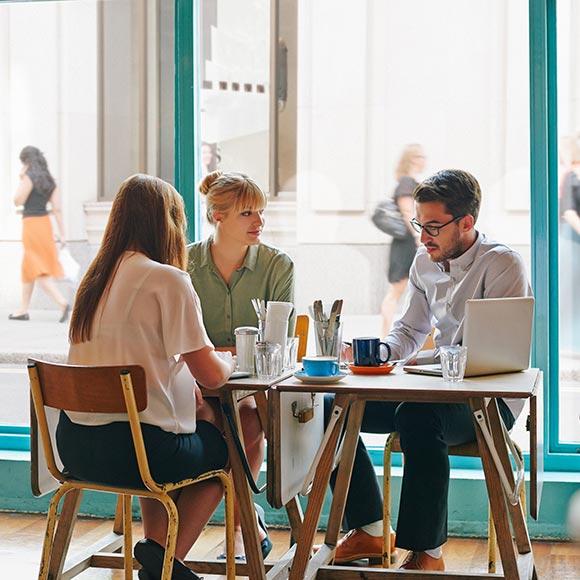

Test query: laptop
[403,296,534,377]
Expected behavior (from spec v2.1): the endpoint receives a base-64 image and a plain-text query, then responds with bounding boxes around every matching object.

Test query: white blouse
[66,252,213,434]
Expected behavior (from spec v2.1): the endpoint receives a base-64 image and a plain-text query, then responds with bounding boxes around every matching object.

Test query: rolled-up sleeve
[158,270,213,358]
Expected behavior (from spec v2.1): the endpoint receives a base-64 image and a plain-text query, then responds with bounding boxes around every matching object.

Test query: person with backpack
[375,144,426,335]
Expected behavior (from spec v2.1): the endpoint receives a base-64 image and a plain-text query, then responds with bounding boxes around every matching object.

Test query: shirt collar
[446,230,482,274]
[197,236,259,271]
[437,232,483,276]
[198,237,213,268]
[241,244,259,271]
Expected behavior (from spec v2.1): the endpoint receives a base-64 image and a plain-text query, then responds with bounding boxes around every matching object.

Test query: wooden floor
[1,512,579,579]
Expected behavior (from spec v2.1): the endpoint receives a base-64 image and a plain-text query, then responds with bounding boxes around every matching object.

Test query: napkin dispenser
[264,301,294,353]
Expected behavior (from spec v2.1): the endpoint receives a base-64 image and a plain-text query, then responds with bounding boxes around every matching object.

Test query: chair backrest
[28,359,150,487]
[29,359,147,413]
[295,314,309,362]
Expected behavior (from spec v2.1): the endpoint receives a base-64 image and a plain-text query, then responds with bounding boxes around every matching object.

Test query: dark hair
[413,169,481,222]
[69,174,188,344]
[19,146,56,197]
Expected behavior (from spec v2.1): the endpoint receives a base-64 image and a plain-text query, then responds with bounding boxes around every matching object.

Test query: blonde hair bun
[199,170,223,195]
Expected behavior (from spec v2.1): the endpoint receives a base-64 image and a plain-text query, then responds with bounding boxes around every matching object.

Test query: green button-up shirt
[187,238,295,348]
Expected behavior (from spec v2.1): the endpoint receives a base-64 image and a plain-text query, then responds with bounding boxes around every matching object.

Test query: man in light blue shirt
[326,169,532,571]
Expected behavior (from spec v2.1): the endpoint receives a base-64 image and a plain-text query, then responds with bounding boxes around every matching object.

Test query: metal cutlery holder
[313,319,343,361]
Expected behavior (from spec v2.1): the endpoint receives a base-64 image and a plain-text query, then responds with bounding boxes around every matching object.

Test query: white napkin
[264,301,294,354]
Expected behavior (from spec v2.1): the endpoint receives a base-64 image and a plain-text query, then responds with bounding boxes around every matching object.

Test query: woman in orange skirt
[10,146,69,322]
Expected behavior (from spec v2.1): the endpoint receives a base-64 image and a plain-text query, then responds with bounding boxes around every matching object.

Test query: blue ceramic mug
[352,337,391,366]
[302,356,340,377]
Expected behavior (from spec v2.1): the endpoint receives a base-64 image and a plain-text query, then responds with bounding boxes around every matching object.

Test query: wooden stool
[382,431,526,571]
[28,359,236,580]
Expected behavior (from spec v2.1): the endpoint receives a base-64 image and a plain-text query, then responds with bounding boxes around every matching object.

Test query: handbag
[371,198,408,239]
[59,246,80,283]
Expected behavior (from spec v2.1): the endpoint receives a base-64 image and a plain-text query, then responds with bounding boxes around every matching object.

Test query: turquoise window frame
[175,0,201,242]
[532,0,580,470]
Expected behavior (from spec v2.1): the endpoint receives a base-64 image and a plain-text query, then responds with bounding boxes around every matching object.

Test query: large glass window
[198,0,270,186]
[196,0,532,451]
[557,0,580,446]
[0,0,173,432]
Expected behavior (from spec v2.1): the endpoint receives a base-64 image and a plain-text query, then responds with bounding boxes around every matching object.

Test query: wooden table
[31,368,541,580]
[268,368,542,580]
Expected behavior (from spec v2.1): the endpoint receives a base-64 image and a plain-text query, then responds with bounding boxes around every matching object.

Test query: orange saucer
[348,363,395,375]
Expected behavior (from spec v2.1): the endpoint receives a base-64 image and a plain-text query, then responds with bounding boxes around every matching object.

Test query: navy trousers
[323,396,515,551]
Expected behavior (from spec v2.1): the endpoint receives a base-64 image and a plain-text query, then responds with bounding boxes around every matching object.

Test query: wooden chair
[295,314,309,362]
[28,358,235,580]
[382,431,526,571]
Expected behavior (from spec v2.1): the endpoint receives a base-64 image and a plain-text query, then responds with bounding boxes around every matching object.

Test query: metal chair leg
[218,473,236,580]
[38,484,71,580]
[123,494,133,580]
[488,501,497,573]
[382,432,396,568]
[160,496,179,580]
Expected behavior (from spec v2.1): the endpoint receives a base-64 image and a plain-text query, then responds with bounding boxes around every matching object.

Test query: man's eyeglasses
[410,216,463,237]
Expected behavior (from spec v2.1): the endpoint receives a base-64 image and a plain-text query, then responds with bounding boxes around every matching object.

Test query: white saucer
[293,370,348,384]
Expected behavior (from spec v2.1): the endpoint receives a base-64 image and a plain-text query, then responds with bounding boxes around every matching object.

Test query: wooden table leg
[221,390,266,580]
[285,496,304,546]
[48,487,83,578]
[254,390,270,434]
[486,399,533,554]
[324,398,366,548]
[470,398,520,580]
[288,394,351,580]
[487,399,537,579]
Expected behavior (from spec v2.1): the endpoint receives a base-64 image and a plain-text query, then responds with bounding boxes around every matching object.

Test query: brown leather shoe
[399,551,445,571]
[332,528,396,564]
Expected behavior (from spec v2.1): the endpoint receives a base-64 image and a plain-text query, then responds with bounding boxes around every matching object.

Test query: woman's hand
[182,346,236,389]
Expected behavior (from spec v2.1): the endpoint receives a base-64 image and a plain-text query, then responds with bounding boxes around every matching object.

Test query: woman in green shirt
[188,171,295,559]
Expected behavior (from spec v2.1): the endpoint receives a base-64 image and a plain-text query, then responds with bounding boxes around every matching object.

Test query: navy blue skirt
[56,411,228,489]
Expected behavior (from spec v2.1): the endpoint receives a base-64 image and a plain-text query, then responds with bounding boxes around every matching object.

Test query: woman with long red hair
[63,174,234,579]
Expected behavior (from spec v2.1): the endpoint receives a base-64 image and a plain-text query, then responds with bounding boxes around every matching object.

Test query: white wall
[296,0,531,247]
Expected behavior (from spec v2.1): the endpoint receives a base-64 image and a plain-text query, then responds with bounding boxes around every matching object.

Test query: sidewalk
[0,307,578,375]
[0,309,68,364]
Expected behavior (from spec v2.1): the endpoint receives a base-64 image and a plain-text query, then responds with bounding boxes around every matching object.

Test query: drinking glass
[439,345,468,382]
[255,342,283,380]
[284,336,299,370]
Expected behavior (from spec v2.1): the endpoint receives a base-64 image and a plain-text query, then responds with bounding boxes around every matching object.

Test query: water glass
[255,342,283,380]
[439,345,468,382]
[284,336,299,370]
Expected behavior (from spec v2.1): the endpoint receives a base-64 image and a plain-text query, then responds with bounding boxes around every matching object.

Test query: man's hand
[341,342,353,364]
